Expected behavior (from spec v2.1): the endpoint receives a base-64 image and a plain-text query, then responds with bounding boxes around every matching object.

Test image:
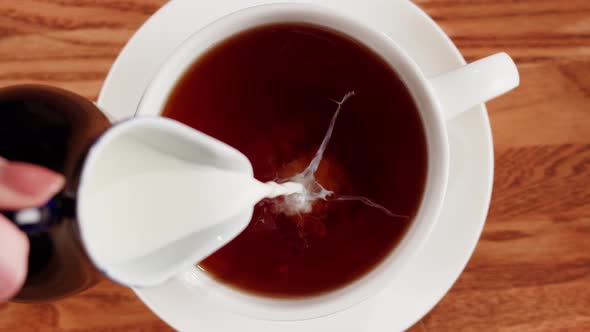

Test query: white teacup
[136,3,518,321]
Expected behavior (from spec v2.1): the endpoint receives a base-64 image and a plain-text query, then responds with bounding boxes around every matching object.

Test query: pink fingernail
[0,162,65,202]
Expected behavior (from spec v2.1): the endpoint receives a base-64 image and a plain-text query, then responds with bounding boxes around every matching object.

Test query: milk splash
[273,91,406,219]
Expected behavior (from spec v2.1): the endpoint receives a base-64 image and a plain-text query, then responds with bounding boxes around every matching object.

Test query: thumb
[0,215,29,302]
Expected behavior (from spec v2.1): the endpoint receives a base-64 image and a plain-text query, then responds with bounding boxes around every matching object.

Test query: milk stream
[273,91,405,218]
[84,91,402,266]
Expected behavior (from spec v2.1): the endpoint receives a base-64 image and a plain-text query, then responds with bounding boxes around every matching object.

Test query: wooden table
[0,0,588,330]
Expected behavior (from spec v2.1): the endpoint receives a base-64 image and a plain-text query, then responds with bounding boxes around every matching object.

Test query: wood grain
[0,0,588,331]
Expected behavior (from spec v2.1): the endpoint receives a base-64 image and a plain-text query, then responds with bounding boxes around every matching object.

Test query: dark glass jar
[0,84,111,301]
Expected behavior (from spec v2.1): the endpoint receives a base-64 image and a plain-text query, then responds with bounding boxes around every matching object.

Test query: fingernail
[0,162,65,203]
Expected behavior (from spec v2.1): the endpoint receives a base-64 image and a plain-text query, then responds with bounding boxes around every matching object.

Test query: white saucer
[97,0,494,330]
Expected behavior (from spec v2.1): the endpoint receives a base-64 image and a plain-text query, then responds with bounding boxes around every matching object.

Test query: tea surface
[163,23,427,297]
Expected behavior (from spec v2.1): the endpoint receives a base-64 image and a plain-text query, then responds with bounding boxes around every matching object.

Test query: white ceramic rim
[135,3,450,321]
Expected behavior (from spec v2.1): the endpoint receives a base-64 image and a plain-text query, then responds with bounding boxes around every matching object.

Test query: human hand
[0,157,64,302]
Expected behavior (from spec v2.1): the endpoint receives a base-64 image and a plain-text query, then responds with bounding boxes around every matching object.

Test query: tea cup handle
[428,52,519,119]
